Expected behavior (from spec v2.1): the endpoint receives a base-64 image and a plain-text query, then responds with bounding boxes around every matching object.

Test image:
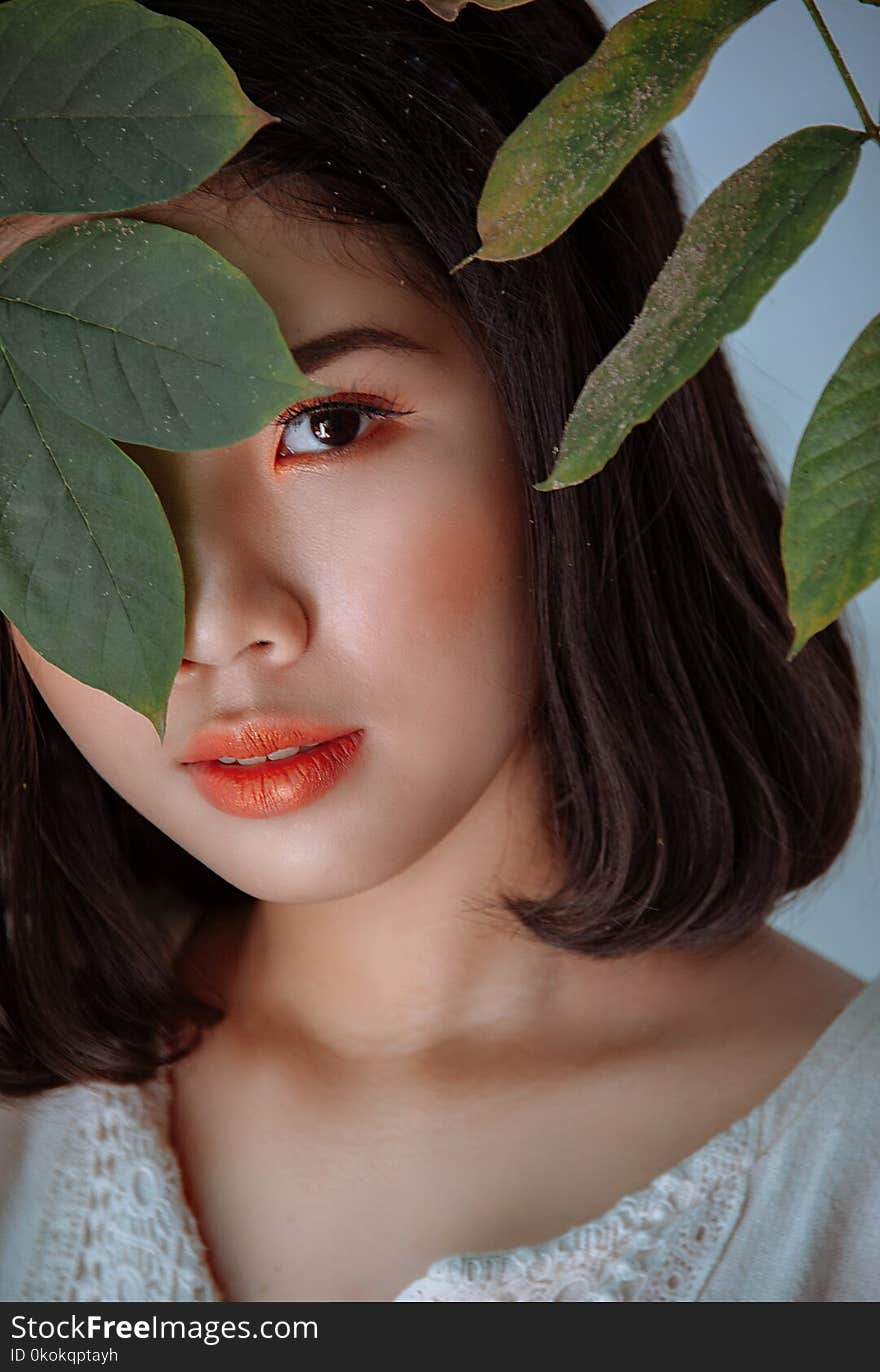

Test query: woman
[0,0,877,1303]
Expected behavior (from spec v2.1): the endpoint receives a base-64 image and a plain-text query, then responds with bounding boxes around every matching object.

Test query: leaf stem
[800,0,879,139]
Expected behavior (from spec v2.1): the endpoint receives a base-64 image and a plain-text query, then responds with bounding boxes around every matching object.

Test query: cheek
[394,492,527,647]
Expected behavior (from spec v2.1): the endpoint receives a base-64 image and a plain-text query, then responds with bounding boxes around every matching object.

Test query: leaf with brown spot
[533,126,866,492]
[453,0,775,267]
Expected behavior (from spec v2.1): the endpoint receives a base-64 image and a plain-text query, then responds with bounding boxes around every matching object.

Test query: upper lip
[177,716,361,764]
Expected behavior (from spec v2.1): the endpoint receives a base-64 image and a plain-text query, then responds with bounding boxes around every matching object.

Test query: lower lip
[184,730,365,818]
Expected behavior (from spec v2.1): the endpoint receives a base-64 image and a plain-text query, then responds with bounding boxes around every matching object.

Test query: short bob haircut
[0,0,865,1095]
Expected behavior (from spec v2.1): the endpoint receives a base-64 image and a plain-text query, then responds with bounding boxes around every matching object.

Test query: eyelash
[272,388,414,461]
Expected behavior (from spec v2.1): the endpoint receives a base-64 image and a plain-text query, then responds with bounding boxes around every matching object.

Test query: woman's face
[7,188,544,904]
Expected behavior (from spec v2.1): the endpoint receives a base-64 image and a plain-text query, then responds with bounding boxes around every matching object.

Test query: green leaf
[453,0,775,268]
[414,0,535,18]
[0,216,330,450]
[534,125,866,492]
[782,314,880,658]
[0,0,278,215]
[0,340,184,741]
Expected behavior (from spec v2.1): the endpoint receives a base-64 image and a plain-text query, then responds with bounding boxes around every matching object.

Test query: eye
[273,390,413,461]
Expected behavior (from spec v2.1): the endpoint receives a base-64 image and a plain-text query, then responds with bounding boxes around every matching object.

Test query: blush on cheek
[398,501,525,643]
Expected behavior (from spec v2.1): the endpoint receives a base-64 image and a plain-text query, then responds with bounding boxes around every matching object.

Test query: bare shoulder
[705,927,871,1078]
[752,928,868,1016]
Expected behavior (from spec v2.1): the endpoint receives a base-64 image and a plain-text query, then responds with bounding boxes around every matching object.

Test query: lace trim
[20,1079,220,1302]
[393,1119,751,1301]
[393,976,880,1300]
[19,1065,752,1302]
[15,971,878,1302]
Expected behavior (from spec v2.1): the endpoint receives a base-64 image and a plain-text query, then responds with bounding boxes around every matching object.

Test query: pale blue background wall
[590,0,880,977]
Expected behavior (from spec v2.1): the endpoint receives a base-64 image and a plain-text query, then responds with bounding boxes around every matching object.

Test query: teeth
[216,743,322,766]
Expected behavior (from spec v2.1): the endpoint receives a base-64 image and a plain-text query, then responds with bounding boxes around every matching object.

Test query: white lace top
[1,915,878,1301]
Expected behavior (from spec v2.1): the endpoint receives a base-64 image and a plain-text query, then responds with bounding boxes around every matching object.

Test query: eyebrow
[288,324,438,373]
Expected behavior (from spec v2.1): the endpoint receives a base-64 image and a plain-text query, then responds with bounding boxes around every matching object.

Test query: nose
[119,437,312,678]
[174,534,312,677]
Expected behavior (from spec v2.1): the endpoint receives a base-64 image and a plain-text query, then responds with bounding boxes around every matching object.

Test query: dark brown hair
[0,0,865,1094]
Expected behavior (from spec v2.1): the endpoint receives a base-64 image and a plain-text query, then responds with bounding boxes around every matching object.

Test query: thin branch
[801,0,879,139]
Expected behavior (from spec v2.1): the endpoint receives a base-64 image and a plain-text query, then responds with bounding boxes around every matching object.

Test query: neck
[176,743,776,1089]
